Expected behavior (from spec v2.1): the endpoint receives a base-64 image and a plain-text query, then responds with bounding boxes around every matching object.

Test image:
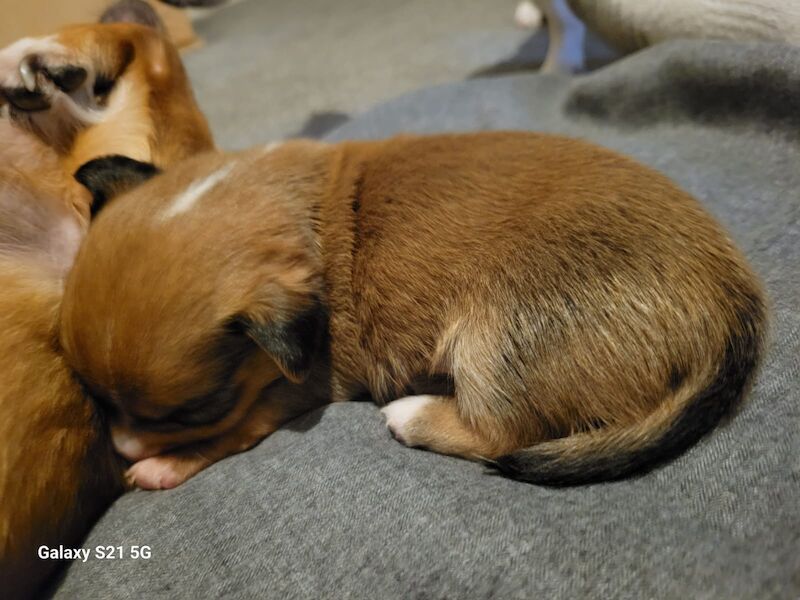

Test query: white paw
[514,1,543,29]
[0,36,62,88]
[381,395,435,446]
[0,36,96,118]
[125,455,205,491]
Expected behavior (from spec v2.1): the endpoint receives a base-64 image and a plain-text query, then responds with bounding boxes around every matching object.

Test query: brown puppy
[0,258,124,600]
[61,133,766,490]
[0,8,214,597]
[0,19,213,224]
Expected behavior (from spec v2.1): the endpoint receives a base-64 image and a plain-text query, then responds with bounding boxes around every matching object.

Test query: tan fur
[60,132,766,488]
[0,22,213,225]
[0,261,124,598]
[0,20,213,598]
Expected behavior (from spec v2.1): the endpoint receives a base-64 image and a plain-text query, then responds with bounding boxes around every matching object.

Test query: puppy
[60,133,766,490]
[0,257,124,600]
[0,5,214,596]
[0,17,212,223]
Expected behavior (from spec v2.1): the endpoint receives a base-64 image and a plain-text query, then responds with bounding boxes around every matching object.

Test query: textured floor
[183,0,615,148]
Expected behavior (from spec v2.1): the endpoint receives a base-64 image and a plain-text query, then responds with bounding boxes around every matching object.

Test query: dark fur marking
[492,293,765,486]
[74,155,160,216]
[243,304,327,382]
[668,366,687,391]
[93,75,116,98]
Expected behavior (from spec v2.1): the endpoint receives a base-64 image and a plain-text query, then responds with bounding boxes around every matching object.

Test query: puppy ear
[238,302,325,384]
[74,155,160,217]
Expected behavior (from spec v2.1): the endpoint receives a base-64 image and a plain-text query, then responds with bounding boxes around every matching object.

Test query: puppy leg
[382,395,514,460]
[0,37,99,151]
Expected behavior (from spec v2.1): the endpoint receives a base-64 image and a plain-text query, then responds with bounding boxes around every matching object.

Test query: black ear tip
[242,302,327,384]
[74,155,160,217]
[74,155,159,185]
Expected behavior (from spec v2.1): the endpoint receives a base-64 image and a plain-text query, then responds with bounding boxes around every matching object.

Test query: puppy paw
[381,395,436,447]
[0,37,91,112]
[125,454,209,490]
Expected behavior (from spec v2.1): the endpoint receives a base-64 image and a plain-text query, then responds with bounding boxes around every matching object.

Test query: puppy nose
[111,428,157,461]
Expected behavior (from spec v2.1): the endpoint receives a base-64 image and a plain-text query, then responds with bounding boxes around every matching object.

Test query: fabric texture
[53,40,799,599]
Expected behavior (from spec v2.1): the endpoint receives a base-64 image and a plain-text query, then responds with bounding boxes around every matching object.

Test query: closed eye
[168,385,238,427]
[75,374,121,418]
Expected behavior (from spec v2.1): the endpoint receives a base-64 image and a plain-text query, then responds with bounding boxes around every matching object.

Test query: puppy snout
[111,428,160,462]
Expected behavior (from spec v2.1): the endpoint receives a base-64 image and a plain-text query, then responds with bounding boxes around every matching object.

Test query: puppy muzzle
[111,428,162,462]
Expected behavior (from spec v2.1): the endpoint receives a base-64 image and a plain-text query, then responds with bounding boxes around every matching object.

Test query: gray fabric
[54,40,799,599]
[181,0,617,145]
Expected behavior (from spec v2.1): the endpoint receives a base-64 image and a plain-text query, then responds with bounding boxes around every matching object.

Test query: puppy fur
[0,9,214,597]
[0,260,124,599]
[0,21,213,225]
[60,133,766,489]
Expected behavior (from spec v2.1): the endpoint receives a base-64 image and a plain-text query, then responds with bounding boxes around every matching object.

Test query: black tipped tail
[492,299,765,486]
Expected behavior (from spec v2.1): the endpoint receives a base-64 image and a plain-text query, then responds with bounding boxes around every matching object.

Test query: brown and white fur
[60,132,765,492]
[0,5,213,596]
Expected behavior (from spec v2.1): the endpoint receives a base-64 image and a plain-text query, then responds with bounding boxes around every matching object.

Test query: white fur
[381,395,435,438]
[160,163,235,222]
[263,141,284,153]
[111,428,146,462]
[515,1,543,29]
[0,36,62,88]
[126,455,189,490]
[48,215,83,277]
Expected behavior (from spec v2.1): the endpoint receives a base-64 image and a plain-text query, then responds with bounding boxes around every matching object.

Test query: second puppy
[60,133,765,488]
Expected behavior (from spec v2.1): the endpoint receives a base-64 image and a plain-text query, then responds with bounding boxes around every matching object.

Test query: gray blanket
[54,40,799,599]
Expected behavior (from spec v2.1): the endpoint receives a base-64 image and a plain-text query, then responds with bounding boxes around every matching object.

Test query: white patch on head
[381,395,435,439]
[263,141,284,153]
[159,162,235,222]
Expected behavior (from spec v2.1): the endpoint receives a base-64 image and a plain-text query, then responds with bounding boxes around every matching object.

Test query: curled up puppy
[60,132,766,489]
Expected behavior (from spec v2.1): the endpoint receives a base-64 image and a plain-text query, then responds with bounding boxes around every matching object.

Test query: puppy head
[61,149,325,461]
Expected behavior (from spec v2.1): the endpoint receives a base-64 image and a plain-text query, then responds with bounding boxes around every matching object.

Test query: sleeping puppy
[61,133,766,489]
[0,4,214,596]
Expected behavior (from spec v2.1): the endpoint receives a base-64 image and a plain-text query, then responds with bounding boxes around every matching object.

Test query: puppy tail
[493,300,765,486]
